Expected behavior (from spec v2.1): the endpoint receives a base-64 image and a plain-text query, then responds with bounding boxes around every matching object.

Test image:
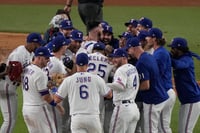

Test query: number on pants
[79,85,89,99]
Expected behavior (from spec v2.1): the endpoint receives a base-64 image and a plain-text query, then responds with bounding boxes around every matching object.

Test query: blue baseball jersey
[172,53,200,104]
[153,46,173,91]
[136,52,169,104]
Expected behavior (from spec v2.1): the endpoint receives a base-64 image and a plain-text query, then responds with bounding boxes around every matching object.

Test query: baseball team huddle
[1,3,200,133]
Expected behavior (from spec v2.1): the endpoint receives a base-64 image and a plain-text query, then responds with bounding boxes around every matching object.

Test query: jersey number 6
[79,85,89,99]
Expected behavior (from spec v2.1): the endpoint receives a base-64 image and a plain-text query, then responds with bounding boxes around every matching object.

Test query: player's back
[112,64,139,104]
[59,72,110,115]
[87,52,114,82]
[22,64,48,106]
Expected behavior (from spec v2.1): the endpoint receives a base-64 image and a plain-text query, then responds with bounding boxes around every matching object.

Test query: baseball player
[126,37,169,133]
[54,53,112,133]
[0,33,44,133]
[137,17,154,54]
[63,29,84,75]
[124,18,139,37]
[22,47,64,133]
[148,28,176,133]
[77,21,101,54]
[49,19,74,42]
[107,48,140,133]
[100,24,119,49]
[168,37,200,133]
[118,31,133,48]
[45,35,71,133]
[87,42,115,133]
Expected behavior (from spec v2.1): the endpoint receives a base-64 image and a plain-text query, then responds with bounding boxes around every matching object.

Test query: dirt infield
[0,0,199,62]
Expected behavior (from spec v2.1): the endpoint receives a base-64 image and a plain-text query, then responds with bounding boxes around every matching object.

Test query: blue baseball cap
[110,48,128,58]
[45,42,53,52]
[59,20,73,30]
[124,19,138,28]
[70,30,83,41]
[168,37,188,48]
[34,47,53,57]
[137,30,148,41]
[52,35,71,50]
[100,20,109,26]
[102,24,113,34]
[76,53,89,66]
[138,17,153,29]
[126,37,140,49]
[93,42,105,50]
[147,28,163,39]
[27,32,45,45]
[118,32,133,39]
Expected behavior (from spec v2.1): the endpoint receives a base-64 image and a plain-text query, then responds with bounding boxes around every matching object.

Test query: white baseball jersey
[112,64,139,104]
[87,52,114,82]
[0,45,34,133]
[22,64,49,106]
[7,45,34,68]
[77,40,97,54]
[47,56,67,75]
[56,72,111,115]
[22,65,57,133]
[44,56,68,133]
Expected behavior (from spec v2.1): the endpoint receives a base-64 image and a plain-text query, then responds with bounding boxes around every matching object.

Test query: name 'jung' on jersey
[76,76,91,83]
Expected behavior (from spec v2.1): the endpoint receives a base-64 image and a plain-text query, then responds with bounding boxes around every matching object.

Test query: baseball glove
[62,56,74,70]
[8,61,23,82]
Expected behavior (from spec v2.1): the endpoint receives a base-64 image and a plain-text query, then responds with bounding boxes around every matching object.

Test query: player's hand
[56,104,65,115]
[64,5,71,13]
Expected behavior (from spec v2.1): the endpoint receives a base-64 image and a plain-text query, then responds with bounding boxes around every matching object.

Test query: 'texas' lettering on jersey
[76,76,91,83]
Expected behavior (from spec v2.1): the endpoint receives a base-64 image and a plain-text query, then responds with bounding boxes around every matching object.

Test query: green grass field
[0,5,200,132]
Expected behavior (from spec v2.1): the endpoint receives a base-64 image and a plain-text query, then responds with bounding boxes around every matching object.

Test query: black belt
[122,100,133,104]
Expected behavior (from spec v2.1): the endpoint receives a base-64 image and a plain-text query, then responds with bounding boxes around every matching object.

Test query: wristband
[49,100,57,106]
[51,87,58,94]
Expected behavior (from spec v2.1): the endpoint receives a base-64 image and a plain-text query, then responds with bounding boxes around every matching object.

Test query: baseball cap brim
[118,35,123,38]
[72,38,83,42]
[124,22,131,26]
[39,40,46,45]
[62,26,73,30]
[167,44,174,47]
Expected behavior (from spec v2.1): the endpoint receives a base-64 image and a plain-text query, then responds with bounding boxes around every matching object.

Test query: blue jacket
[172,53,200,104]
[136,52,169,104]
[153,46,173,91]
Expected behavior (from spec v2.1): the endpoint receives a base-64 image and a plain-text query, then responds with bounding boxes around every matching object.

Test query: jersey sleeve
[97,76,111,97]
[171,56,190,69]
[35,72,49,93]
[113,68,127,88]
[56,77,69,99]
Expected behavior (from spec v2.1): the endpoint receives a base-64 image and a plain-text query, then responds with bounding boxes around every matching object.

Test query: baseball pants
[109,102,139,133]
[71,114,102,133]
[178,101,200,133]
[158,89,176,133]
[143,100,167,133]
[0,80,18,133]
[23,104,56,133]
